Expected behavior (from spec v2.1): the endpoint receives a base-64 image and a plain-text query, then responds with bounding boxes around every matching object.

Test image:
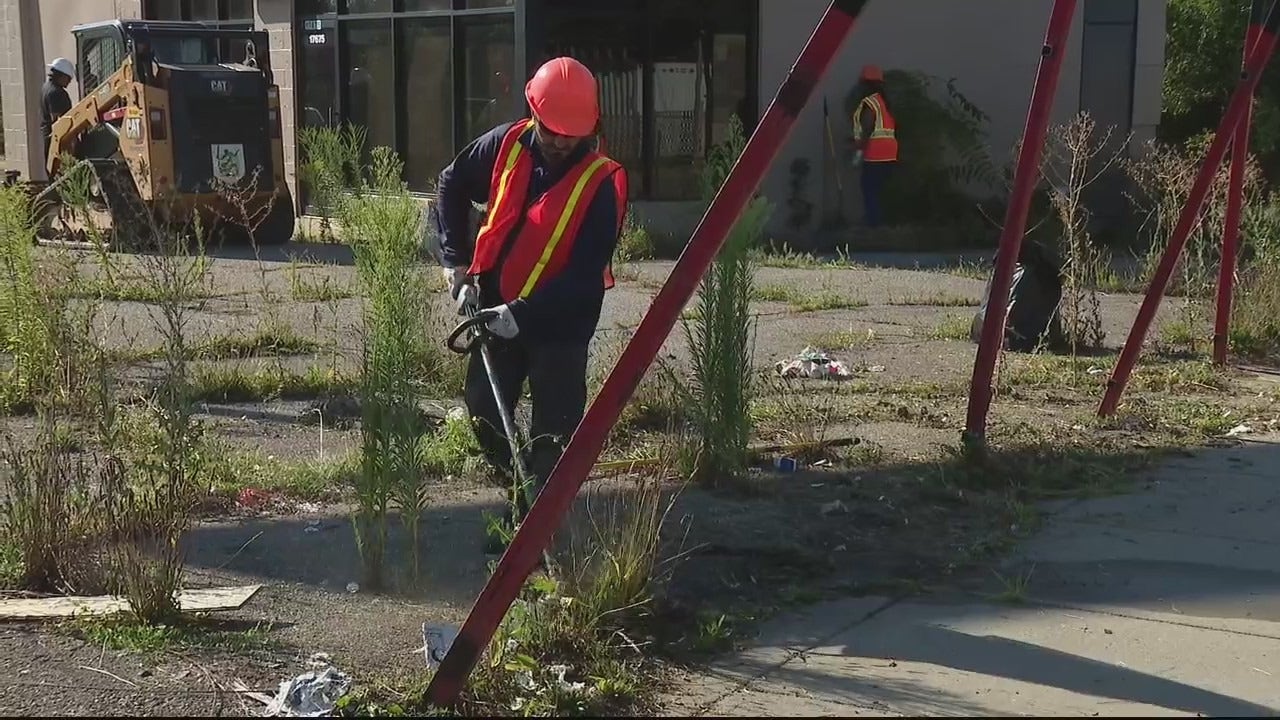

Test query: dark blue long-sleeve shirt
[435,121,621,344]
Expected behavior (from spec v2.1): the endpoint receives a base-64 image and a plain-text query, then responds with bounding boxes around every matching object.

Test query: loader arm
[46,58,137,177]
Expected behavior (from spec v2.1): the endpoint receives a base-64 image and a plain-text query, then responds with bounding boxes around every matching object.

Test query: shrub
[871,70,999,228]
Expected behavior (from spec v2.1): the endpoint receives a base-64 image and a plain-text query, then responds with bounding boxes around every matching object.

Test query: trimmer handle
[445,309,498,355]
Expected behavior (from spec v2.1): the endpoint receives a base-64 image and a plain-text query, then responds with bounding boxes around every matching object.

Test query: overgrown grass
[119,325,322,363]
[206,447,360,502]
[64,613,277,656]
[886,292,979,307]
[615,211,656,263]
[289,259,356,302]
[189,363,356,403]
[1230,259,1280,360]
[754,283,867,313]
[930,314,973,340]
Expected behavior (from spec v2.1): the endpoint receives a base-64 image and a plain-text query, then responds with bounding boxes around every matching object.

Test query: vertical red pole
[962,0,1079,448]
[1100,4,1280,416]
[423,0,871,707]
[1213,0,1270,366]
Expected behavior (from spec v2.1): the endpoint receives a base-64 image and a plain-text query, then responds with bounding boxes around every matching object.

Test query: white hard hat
[48,58,75,78]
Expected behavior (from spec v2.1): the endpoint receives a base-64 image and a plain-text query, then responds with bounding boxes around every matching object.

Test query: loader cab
[71,19,272,87]
[74,22,127,95]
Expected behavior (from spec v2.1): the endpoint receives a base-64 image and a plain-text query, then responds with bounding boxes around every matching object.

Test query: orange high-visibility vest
[467,119,628,303]
[853,93,898,162]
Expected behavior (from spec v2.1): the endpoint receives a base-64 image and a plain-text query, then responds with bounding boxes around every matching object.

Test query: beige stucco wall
[257,0,298,209]
[757,0,1167,237]
[0,0,141,179]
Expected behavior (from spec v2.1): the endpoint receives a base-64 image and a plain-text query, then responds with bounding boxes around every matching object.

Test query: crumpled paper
[263,662,352,717]
[774,347,852,380]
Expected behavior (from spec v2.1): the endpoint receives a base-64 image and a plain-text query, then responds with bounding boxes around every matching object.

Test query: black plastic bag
[969,243,1066,353]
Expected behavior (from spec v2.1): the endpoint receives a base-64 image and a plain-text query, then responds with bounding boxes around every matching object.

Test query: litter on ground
[263,658,352,717]
[775,347,854,380]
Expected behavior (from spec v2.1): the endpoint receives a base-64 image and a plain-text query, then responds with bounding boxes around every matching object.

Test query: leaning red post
[1213,0,1272,366]
[1100,2,1280,416]
[962,0,1079,448]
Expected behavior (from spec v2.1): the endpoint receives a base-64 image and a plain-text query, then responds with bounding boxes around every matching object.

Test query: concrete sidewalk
[665,435,1280,717]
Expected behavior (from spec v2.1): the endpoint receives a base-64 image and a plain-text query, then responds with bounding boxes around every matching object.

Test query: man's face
[533,119,586,166]
[54,72,71,88]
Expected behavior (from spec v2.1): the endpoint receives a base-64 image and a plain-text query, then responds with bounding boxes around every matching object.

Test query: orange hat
[525,57,600,137]
[860,64,883,82]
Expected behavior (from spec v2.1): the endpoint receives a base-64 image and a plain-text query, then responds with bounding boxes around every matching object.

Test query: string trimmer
[446,307,556,572]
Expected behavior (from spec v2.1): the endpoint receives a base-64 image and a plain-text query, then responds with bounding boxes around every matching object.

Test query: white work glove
[443,266,479,315]
[852,150,864,167]
[482,304,519,339]
[443,266,468,300]
[455,284,479,316]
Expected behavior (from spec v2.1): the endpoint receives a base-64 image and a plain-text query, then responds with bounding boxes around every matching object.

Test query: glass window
[343,20,397,157]
[189,0,220,20]
[80,32,125,91]
[538,6,646,199]
[298,22,337,128]
[344,0,392,13]
[403,0,452,10]
[400,18,453,192]
[225,0,254,20]
[465,0,514,7]
[299,0,338,13]
[459,15,516,145]
[150,35,220,64]
[144,0,183,19]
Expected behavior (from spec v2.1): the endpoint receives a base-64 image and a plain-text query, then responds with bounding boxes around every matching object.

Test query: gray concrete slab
[663,435,1280,717]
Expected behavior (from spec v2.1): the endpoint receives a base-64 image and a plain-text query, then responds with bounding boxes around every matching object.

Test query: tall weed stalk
[343,146,430,588]
[680,116,772,484]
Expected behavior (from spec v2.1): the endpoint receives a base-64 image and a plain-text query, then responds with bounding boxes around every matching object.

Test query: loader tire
[251,194,296,247]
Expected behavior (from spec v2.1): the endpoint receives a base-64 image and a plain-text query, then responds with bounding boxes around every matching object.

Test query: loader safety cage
[70,19,275,87]
[421,0,1280,706]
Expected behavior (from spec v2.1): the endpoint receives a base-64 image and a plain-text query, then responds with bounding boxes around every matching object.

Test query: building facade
[0,0,1165,239]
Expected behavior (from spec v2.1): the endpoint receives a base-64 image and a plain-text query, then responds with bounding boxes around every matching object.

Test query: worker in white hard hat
[41,58,76,171]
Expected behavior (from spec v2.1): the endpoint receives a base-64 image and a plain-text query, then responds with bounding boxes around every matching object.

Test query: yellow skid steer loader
[31,19,295,248]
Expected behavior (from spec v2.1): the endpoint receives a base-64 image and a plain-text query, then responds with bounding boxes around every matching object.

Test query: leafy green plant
[872,70,999,227]
[680,115,772,484]
[298,123,367,240]
[344,144,432,588]
[615,210,656,263]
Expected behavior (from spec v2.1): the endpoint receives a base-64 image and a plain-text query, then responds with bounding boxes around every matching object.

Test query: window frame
[297,0,521,197]
[525,0,760,201]
[75,25,128,94]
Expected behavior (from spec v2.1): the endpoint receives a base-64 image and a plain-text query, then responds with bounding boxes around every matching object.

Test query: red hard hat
[525,57,599,137]
[861,64,884,82]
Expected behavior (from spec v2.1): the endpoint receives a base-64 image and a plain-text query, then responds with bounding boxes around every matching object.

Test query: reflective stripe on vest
[854,94,898,162]
[467,119,625,302]
[476,118,536,240]
[519,154,613,298]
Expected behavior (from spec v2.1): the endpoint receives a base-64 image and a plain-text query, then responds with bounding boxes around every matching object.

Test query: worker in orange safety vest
[850,64,898,228]
[433,56,628,554]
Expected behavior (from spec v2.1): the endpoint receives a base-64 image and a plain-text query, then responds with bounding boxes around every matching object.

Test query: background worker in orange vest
[851,64,899,228]
[434,56,628,553]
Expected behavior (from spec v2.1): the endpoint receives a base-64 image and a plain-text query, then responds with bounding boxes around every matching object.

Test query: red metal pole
[1213,0,1270,366]
[1100,4,1280,417]
[962,0,1079,448]
[423,0,871,707]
